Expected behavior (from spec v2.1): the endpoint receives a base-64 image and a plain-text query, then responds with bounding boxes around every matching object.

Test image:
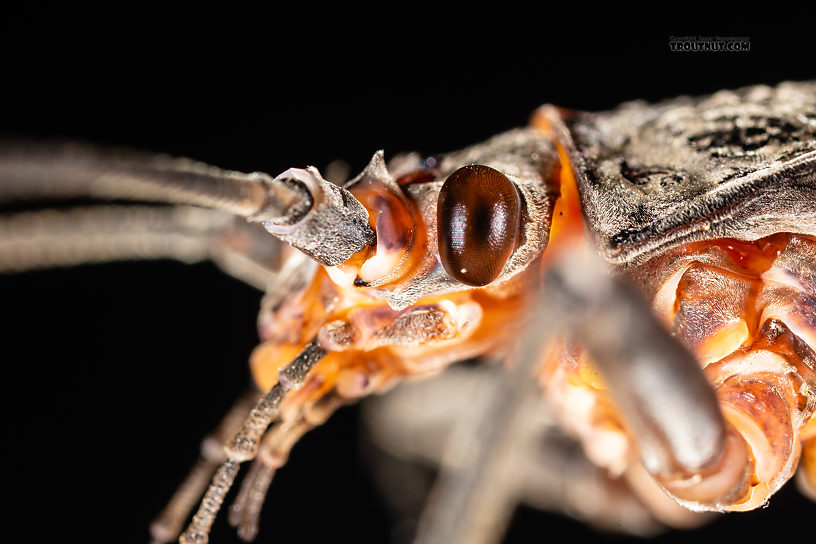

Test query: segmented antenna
[0,205,224,274]
[0,142,375,266]
[0,142,289,217]
[179,340,327,544]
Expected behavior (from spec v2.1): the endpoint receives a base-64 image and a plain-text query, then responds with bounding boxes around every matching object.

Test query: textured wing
[544,81,816,267]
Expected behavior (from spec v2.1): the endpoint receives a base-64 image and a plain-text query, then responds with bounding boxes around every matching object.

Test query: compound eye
[437,165,522,286]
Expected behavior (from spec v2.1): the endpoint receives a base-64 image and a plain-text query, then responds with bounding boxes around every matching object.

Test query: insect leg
[228,393,346,541]
[412,359,544,544]
[180,340,327,544]
[412,262,570,544]
[543,249,747,502]
[403,243,719,544]
[364,365,670,540]
[150,391,258,544]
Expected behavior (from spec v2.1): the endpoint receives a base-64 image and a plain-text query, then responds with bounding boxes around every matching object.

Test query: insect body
[1,81,815,543]
[532,82,816,514]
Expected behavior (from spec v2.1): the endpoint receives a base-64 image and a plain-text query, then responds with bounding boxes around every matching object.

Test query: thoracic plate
[545,81,816,268]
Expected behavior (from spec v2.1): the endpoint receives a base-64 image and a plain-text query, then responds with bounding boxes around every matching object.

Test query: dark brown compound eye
[437,165,522,286]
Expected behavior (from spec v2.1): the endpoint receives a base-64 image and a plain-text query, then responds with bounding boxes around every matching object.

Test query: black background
[0,8,813,544]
